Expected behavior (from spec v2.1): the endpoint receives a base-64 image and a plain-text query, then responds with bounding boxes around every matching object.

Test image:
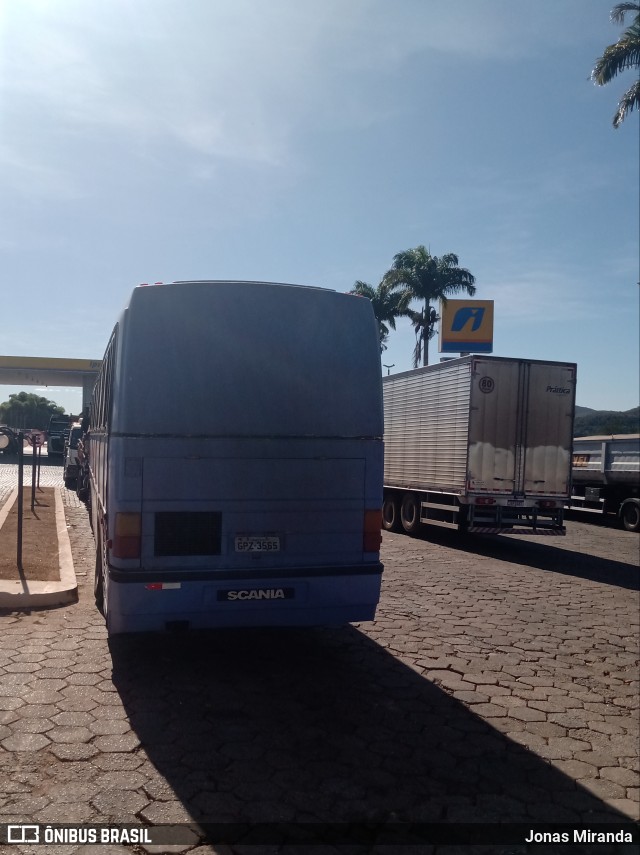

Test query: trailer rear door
[468,358,575,499]
[468,358,521,494]
[522,362,575,497]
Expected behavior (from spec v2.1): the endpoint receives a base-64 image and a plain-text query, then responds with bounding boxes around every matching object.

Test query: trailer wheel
[621,500,640,533]
[400,493,421,534]
[382,496,400,531]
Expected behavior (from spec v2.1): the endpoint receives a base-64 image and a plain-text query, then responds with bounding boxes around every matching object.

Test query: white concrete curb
[0,487,78,609]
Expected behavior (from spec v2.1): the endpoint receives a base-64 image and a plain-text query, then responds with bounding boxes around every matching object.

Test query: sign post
[17,434,24,571]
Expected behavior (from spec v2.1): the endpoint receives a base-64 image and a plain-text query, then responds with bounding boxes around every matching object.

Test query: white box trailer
[383,355,576,535]
[570,434,640,531]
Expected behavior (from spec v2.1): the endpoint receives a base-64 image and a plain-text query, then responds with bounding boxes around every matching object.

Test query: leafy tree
[384,246,476,367]
[350,279,411,353]
[0,392,65,430]
[592,3,640,128]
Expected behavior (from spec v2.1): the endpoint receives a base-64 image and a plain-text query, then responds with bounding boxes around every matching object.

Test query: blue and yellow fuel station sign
[439,300,494,354]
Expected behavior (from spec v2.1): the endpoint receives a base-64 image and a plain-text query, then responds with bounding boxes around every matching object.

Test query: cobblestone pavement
[0,459,638,854]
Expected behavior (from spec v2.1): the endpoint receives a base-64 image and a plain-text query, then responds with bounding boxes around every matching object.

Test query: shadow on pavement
[110,625,633,839]
[0,454,63,469]
[402,528,639,592]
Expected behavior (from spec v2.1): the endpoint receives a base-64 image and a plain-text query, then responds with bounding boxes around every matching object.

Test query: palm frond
[593,28,640,85]
[614,77,640,126]
[611,3,640,25]
[350,277,416,353]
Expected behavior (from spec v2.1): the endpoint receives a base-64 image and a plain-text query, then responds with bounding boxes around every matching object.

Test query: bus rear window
[155,512,222,557]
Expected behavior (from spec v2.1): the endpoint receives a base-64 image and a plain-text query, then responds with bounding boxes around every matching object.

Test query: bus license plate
[235,536,280,553]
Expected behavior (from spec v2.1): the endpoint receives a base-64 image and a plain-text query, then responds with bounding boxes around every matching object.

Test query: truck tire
[76,469,89,503]
[621,500,640,533]
[400,493,421,534]
[382,495,400,531]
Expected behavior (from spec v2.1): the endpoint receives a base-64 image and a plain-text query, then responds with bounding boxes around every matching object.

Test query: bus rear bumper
[105,563,383,634]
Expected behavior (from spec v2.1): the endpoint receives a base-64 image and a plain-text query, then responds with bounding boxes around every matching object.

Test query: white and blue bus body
[89,281,384,635]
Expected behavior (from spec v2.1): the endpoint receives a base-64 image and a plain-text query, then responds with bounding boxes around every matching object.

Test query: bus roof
[111,281,382,439]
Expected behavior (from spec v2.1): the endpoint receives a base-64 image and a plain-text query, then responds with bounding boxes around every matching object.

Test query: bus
[88,281,384,635]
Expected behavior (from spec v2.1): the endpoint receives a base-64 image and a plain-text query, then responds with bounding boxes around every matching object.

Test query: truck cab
[63,423,83,487]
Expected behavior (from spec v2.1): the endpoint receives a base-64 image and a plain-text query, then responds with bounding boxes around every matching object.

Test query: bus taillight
[113,513,141,559]
[363,509,382,552]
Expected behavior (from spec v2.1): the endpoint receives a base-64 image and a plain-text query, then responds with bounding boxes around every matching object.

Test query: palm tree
[384,246,476,367]
[350,279,411,353]
[592,3,640,128]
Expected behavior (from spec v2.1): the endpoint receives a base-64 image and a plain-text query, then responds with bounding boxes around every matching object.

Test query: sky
[1,0,638,415]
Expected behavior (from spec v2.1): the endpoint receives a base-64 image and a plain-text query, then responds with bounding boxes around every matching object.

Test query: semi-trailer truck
[569,434,639,532]
[382,355,576,535]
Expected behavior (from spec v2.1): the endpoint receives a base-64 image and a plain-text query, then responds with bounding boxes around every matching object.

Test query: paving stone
[4,662,42,674]
[599,766,640,787]
[55,697,100,712]
[138,799,194,823]
[577,777,628,800]
[0,697,24,711]
[2,795,51,813]
[521,720,566,738]
[52,711,96,727]
[89,718,131,736]
[468,703,508,719]
[547,736,592,755]
[599,798,640,819]
[587,719,628,735]
[45,781,99,802]
[46,725,94,744]
[452,690,490,704]
[95,770,147,790]
[552,758,598,779]
[49,743,100,761]
[38,801,98,822]
[36,667,71,679]
[92,753,145,771]
[21,690,65,705]
[92,733,140,752]
[91,788,150,817]
[10,717,54,734]
[507,706,547,722]
[1,733,50,751]
[66,672,103,686]
[17,703,59,718]
[505,731,548,753]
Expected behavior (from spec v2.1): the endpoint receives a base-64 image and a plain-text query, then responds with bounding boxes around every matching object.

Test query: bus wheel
[94,536,105,616]
[400,493,421,534]
[621,500,640,533]
[382,496,400,531]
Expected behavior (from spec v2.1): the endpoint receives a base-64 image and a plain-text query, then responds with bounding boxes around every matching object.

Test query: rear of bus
[92,281,384,635]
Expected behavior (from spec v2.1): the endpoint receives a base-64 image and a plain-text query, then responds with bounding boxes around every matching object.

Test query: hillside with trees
[574,405,639,437]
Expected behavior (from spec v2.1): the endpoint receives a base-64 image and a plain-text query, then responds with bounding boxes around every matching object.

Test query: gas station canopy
[0,356,101,407]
